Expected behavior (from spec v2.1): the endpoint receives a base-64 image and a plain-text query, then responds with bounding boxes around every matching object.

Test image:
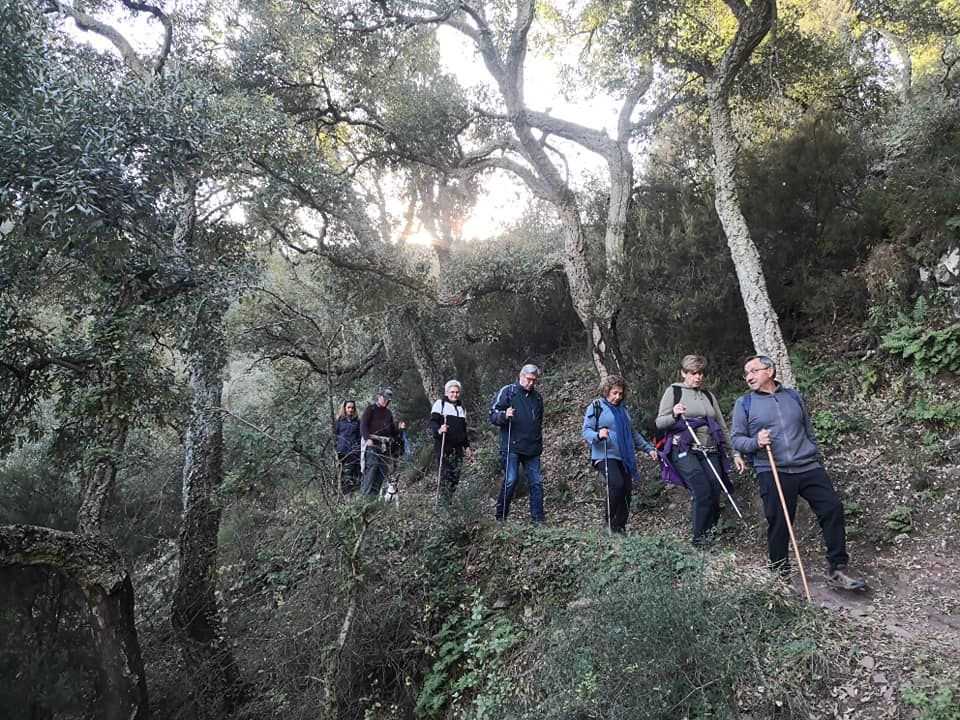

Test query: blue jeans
[495,452,544,522]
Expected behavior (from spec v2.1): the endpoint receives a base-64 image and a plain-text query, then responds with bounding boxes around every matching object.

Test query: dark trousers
[436,447,464,504]
[593,458,632,532]
[672,448,722,542]
[338,450,361,494]
[361,448,391,495]
[756,466,848,571]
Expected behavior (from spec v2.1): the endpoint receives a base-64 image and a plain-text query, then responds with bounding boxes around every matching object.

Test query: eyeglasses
[744,367,770,377]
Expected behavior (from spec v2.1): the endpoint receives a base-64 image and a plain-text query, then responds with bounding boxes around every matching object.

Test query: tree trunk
[706,80,795,387]
[450,0,648,380]
[171,296,243,717]
[0,525,150,720]
[401,306,447,400]
[78,417,129,535]
[557,202,625,377]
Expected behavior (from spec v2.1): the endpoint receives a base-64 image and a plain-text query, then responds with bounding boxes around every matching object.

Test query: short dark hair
[744,354,776,377]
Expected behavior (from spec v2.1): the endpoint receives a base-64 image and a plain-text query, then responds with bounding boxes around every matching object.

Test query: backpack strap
[591,399,603,431]
[673,385,682,407]
[741,387,802,422]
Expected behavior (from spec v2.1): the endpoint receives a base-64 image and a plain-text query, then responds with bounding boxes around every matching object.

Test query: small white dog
[380,481,399,507]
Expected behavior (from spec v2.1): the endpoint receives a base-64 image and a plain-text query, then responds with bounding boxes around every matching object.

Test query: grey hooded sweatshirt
[731,383,822,473]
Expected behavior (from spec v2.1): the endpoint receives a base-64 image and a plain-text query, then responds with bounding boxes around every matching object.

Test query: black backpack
[589,398,603,431]
[653,386,718,449]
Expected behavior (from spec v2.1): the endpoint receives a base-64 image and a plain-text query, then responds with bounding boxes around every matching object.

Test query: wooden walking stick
[435,413,448,508]
[766,445,811,600]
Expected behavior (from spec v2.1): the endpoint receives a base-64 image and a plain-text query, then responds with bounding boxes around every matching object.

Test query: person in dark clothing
[360,388,406,496]
[430,379,473,504]
[334,399,361,494]
[656,354,745,546]
[489,364,545,523]
[581,375,658,534]
[731,355,865,590]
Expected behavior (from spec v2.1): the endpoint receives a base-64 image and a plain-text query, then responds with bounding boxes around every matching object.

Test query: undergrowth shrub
[474,536,824,720]
[415,590,521,718]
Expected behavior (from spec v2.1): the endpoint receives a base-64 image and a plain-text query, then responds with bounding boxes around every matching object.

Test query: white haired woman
[430,379,472,504]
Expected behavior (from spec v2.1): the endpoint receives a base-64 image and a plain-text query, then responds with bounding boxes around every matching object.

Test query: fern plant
[881,298,960,375]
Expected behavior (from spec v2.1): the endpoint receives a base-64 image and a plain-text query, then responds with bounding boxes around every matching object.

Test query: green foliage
[489,536,819,720]
[812,409,864,449]
[868,94,960,237]
[901,682,960,720]
[883,321,960,376]
[843,500,862,519]
[415,590,521,718]
[885,506,914,534]
[741,111,876,332]
[903,396,960,429]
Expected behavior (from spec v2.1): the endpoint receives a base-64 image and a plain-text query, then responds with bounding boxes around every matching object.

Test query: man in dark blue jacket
[732,355,865,590]
[489,364,545,523]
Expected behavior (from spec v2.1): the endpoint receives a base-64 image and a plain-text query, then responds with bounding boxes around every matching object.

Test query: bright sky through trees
[68,5,623,243]
[434,25,621,240]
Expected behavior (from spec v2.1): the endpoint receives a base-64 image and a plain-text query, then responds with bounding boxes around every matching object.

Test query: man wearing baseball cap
[360,387,406,496]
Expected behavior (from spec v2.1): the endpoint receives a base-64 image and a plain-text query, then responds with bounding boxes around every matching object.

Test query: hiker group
[334,354,865,591]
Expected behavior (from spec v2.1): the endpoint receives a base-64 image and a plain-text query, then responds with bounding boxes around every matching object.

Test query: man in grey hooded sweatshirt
[732,355,865,590]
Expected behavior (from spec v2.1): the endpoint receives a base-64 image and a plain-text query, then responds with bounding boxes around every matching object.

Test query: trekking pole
[602,437,612,535]
[680,416,747,525]
[435,414,448,508]
[500,419,512,521]
[766,445,811,600]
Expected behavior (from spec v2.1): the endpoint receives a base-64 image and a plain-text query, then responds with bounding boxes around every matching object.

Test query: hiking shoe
[828,564,866,590]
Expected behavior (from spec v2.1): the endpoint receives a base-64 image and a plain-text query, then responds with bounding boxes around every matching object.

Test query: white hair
[519,363,540,377]
[444,379,462,392]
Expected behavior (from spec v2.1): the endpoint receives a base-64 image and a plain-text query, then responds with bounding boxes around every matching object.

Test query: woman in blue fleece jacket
[581,374,658,533]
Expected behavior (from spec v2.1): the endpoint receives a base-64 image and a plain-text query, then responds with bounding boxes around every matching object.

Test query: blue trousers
[495,452,544,522]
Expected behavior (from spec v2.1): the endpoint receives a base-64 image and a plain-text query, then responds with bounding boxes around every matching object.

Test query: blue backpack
[739,387,803,420]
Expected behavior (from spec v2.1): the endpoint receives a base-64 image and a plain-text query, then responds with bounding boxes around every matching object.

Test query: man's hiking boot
[828,564,866,591]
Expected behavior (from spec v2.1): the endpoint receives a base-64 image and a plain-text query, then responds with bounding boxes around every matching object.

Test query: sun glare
[404,228,437,246]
